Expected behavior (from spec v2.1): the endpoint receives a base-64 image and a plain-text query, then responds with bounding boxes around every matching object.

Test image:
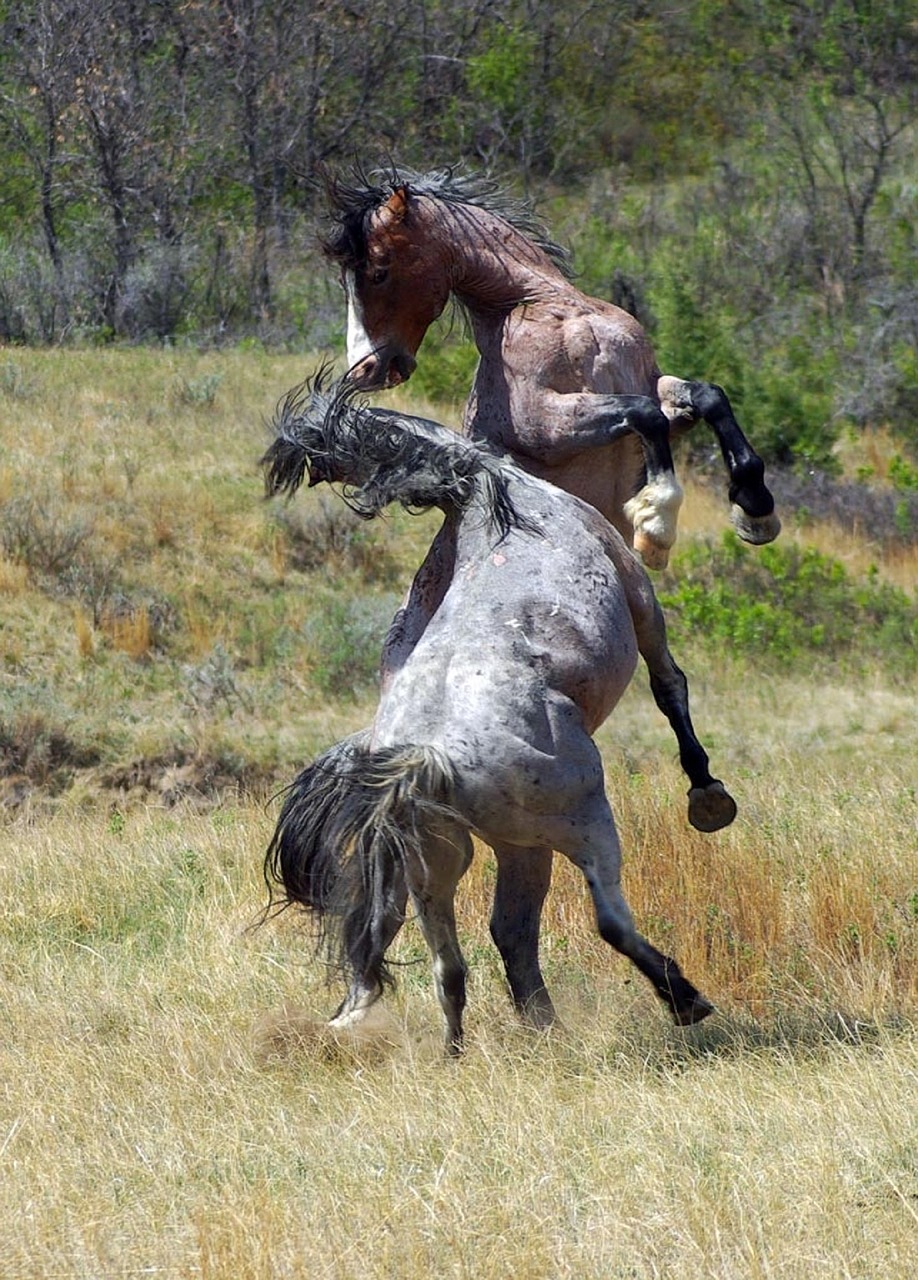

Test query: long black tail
[264,734,458,990]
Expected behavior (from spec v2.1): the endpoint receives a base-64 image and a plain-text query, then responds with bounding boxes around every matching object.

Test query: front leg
[614,550,737,832]
[380,521,456,691]
[510,388,685,569]
[657,375,781,545]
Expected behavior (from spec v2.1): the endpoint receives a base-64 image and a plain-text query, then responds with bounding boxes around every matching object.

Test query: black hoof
[688,782,738,832]
[672,993,716,1026]
[730,504,781,545]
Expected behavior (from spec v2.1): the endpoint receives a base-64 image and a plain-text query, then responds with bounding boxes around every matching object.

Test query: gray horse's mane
[321,162,572,278]
[262,368,539,540]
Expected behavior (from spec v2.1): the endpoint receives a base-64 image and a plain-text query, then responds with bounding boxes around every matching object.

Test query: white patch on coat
[623,475,684,552]
[344,270,375,367]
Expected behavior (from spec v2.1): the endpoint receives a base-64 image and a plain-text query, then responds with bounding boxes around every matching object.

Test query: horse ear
[379,186,409,227]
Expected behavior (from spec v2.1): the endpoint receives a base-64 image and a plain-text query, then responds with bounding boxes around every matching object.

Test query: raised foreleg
[657,376,780,546]
[380,522,455,691]
[616,548,737,832]
[514,389,685,568]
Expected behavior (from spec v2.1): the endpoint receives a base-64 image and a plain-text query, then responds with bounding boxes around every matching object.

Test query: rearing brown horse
[324,165,780,568]
[318,165,775,1026]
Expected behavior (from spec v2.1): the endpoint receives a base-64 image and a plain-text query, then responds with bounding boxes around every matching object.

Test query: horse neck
[425,198,566,320]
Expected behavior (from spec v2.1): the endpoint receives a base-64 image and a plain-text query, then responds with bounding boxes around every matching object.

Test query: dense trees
[0,0,915,461]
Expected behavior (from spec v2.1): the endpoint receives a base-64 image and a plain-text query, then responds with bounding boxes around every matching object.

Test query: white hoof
[624,477,684,569]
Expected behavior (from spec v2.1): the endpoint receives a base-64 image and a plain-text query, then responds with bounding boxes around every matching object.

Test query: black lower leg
[649,668,716,791]
[651,955,714,1026]
[649,668,737,831]
[625,399,677,487]
[441,962,468,1055]
[594,900,714,1026]
[599,395,679,488]
[490,845,556,1025]
[688,381,775,520]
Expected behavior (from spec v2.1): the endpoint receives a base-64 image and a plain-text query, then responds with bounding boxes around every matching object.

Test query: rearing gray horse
[263,373,715,1053]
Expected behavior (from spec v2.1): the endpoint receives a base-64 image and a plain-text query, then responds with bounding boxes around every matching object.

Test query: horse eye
[369,266,389,286]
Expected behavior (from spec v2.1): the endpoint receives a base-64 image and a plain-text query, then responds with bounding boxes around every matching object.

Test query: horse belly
[446,686,613,849]
[534,614,638,734]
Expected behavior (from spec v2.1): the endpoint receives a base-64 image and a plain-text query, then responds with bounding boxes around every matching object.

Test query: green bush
[659,532,918,669]
[304,592,403,699]
[409,324,479,406]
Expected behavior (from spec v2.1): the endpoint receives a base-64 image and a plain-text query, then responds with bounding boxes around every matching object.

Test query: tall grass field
[1,349,916,1278]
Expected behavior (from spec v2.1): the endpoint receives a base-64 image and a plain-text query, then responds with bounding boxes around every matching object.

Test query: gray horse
[263,373,715,1053]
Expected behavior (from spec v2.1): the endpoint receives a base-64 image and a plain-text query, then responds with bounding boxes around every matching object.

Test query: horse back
[375,481,639,748]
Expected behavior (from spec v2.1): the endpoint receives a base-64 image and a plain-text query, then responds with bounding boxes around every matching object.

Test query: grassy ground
[1,349,916,1277]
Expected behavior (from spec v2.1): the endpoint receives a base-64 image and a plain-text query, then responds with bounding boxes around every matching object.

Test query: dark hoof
[673,993,715,1026]
[730,504,781,545]
[515,989,557,1030]
[688,782,737,832]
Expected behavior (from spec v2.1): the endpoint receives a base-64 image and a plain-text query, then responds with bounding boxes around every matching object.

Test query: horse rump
[264,736,458,991]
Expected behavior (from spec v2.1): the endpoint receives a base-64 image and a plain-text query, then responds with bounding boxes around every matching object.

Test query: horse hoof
[688,782,737,832]
[730,504,781,545]
[516,990,557,1030]
[673,993,715,1026]
[633,530,671,570]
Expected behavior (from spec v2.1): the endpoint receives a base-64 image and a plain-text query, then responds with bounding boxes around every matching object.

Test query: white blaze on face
[344,270,376,368]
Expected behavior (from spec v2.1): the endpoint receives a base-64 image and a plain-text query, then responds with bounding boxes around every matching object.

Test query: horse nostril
[349,355,383,389]
[390,354,417,385]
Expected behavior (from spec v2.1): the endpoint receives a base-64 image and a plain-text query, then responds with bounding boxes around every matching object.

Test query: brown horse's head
[329,185,451,390]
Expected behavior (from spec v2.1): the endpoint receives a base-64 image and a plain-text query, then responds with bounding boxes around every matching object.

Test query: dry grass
[1,348,916,1277]
[1,754,916,1278]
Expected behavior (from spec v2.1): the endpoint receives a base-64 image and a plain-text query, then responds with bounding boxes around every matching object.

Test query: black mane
[262,368,538,542]
[320,162,572,278]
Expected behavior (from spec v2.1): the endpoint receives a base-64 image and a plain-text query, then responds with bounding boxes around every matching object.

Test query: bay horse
[263,371,716,1052]
[323,164,780,570]
[316,165,760,1026]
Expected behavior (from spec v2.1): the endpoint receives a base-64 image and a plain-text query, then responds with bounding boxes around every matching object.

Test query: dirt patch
[101,751,275,808]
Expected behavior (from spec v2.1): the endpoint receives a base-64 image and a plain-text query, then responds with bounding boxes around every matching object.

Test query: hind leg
[404,823,474,1055]
[329,862,408,1030]
[559,802,713,1026]
[534,388,684,568]
[490,842,556,1027]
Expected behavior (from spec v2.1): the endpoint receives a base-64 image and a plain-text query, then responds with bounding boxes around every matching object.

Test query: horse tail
[264,734,458,991]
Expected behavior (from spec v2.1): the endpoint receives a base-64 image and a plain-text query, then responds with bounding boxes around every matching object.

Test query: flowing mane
[262,369,537,541]
[320,163,572,278]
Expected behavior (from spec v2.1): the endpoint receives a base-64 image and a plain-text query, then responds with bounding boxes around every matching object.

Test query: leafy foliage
[304,593,403,700]
[659,532,918,668]
[0,0,915,467]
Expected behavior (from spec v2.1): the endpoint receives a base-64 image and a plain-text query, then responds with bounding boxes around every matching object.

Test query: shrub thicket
[659,532,918,669]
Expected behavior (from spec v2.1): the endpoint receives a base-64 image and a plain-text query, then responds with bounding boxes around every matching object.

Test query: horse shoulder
[579,305,660,395]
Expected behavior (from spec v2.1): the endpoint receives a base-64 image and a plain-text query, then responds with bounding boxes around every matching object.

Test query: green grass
[0,348,441,801]
[658,530,918,668]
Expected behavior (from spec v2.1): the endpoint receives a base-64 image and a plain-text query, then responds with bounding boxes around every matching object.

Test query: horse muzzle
[348,348,417,391]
